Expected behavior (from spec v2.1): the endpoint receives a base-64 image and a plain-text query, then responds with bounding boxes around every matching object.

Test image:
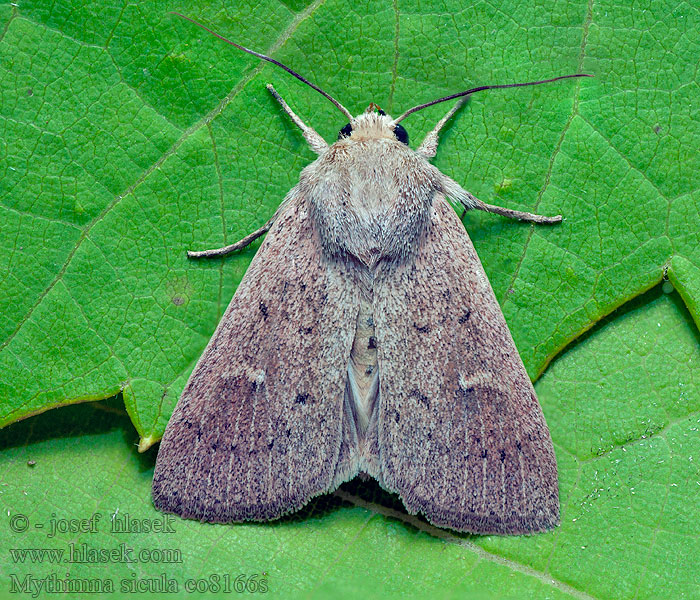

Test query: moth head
[337,104,409,145]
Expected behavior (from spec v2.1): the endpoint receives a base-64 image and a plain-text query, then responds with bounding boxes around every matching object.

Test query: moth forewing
[373,196,558,534]
[155,12,590,534]
[152,193,361,522]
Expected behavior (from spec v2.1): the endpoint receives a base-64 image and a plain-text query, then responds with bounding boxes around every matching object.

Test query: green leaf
[1,286,697,598]
[0,1,697,441]
[0,1,698,595]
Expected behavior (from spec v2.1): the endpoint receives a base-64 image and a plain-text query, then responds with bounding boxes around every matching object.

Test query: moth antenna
[391,73,593,125]
[171,12,354,121]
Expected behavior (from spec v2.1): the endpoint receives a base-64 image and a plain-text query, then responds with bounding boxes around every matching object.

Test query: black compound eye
[338,123,353,140]
[393,123,409,145]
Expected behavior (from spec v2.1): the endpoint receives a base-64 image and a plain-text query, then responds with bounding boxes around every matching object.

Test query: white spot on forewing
[458,371,508,394]
[242,368,266,386]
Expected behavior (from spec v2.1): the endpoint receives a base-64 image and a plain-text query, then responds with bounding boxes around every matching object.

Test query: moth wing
[153,191,360,522]
[373,196,559,534]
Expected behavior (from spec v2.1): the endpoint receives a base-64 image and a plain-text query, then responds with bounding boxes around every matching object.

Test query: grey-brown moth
[153,13,592,535]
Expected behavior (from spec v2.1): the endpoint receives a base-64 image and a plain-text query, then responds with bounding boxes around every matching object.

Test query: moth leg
[475,199,562,224]
[266,84,329,155]
[416,99,467,159]
[187,215,275,259]
[441,175,562,224]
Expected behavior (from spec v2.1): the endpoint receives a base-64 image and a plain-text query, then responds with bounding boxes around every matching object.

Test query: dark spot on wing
[458,310,471,324]
[368,336,377,349]
[455,385,476,411]
[409,389,430,408]
[281,281,291,299]
[295,393,310,405]
[259,302,269,318]
[413,323,431,334]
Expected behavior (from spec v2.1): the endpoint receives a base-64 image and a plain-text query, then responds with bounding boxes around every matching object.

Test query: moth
[153,13,591,534]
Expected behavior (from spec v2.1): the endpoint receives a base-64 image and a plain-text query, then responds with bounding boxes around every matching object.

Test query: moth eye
[338,123,353,140]
[393,123,409,145]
